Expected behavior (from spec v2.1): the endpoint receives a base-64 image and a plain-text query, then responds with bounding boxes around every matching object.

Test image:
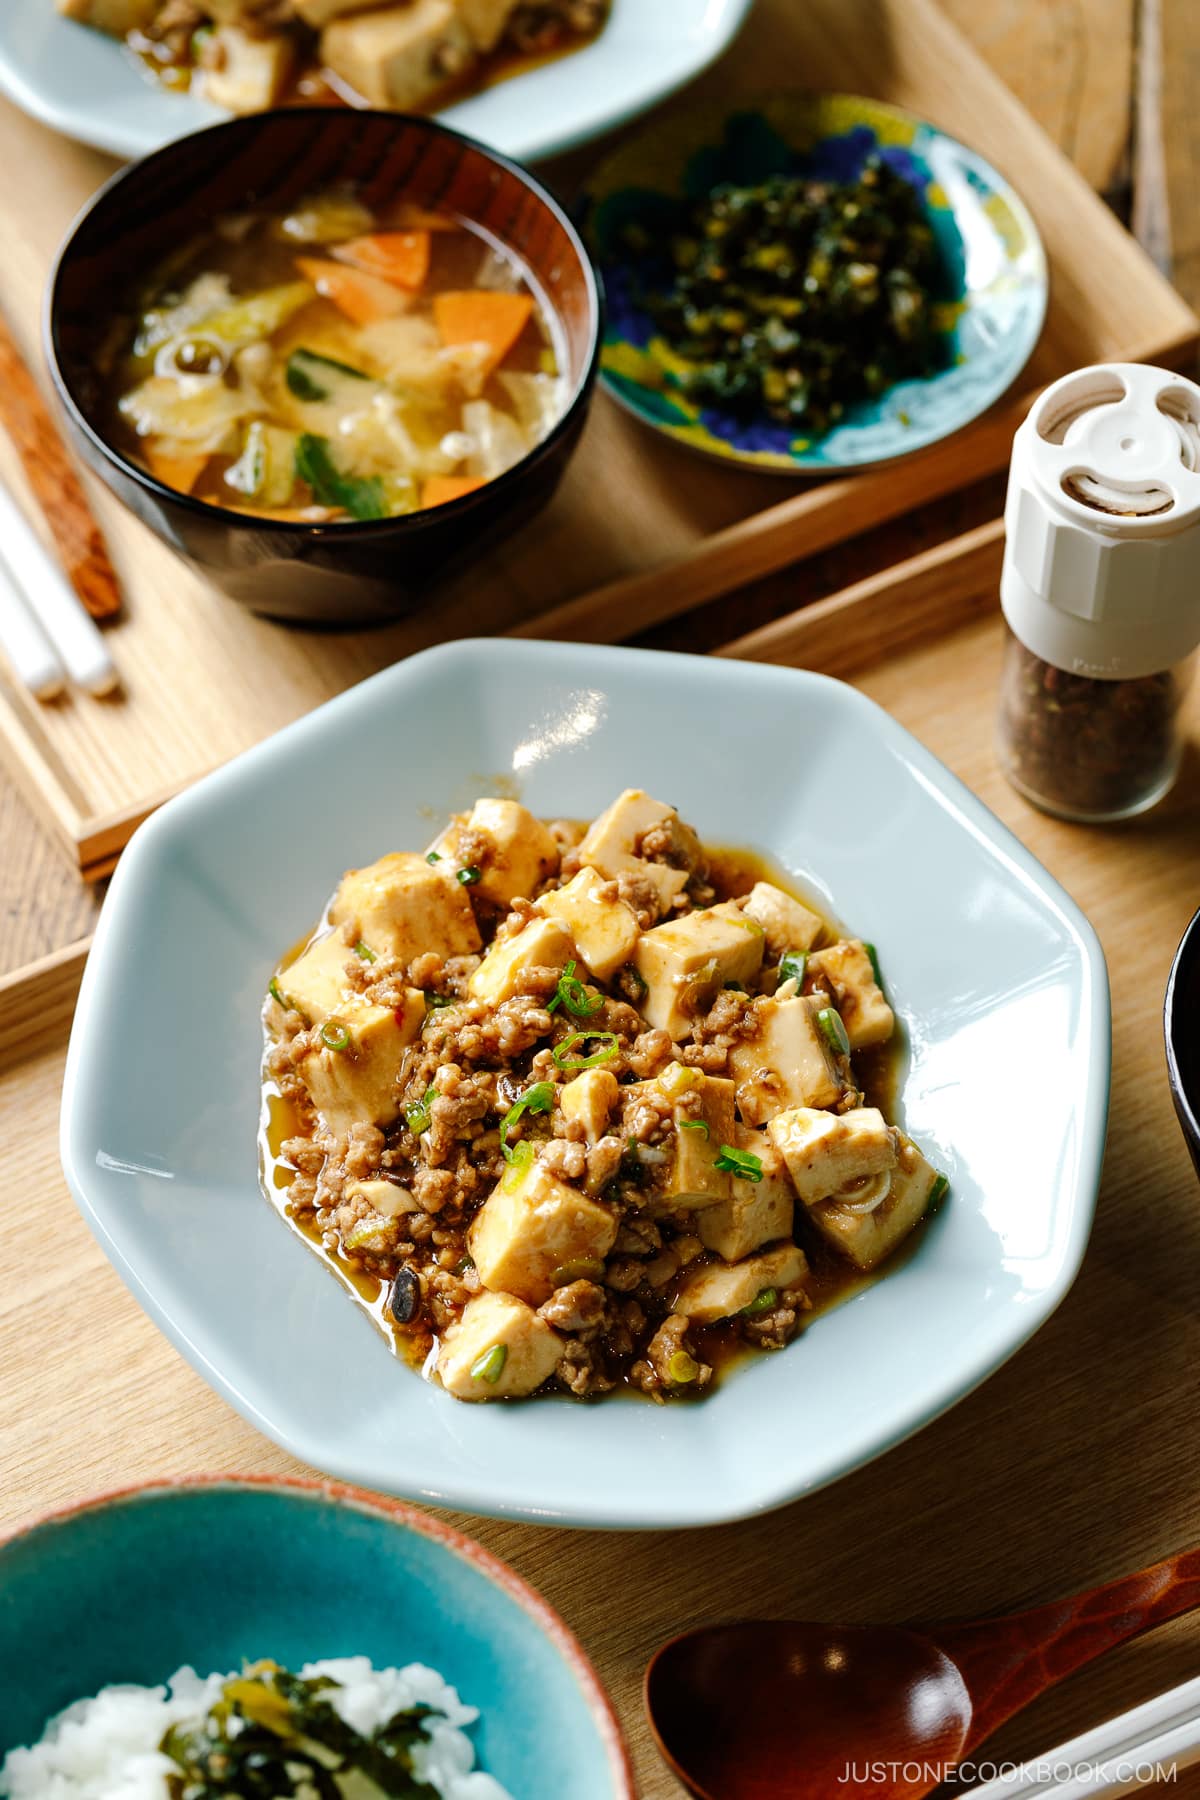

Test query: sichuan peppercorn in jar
[997,363,1200,822]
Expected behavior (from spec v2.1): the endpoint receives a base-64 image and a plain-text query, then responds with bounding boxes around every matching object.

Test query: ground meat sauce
[261,794,933,1404]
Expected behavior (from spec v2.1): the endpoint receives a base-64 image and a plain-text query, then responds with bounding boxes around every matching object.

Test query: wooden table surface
[3,4,1200,1794]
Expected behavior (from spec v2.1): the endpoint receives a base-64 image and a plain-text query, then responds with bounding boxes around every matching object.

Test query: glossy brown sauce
[129,20,601,114]
[259,837,911,1397]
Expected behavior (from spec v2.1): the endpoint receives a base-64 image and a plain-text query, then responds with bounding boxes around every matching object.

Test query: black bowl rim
[44,106,603,539]
[1164,902,1200,1145]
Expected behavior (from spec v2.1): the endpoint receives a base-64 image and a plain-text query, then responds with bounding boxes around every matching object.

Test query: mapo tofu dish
[58,0,610,115]
[262,791,948,1403]
[100,189,563,521]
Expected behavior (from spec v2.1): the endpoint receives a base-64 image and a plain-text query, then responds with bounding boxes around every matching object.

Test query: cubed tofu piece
[201,25,295,112]
[431,798,559,909]
[467,916,573,1005]
[469,1158,618,1305]
[343,1177,419,1218]
[456,0,520,49]
[294,0,393,25]
[578,788,691,915]
[741,880,824,960]
[806,1137,941,1271]
[276,929,359,1025]
[536,868,641,981]
[647,1066,737,1207]
[673,1242,809,1324]
[56,0,156,29]
[437,1290,563,1401]
[768,1106,897,1205]
[559,1068,619,1145]
[321,0,475,110]
[623,1066,737,1207]
[727,995,842,1126]
[633,903,765,1041]
[697,1133,795,1262]
[330,851,481,963]
[807,940,895,1049]
[295,991,425,1135]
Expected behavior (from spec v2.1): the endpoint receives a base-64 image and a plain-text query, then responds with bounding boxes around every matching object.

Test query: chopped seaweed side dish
[633,157,947,436]
[162,1663,437,1799]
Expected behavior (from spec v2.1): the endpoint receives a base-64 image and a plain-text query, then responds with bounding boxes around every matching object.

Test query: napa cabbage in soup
[101,189,565,522]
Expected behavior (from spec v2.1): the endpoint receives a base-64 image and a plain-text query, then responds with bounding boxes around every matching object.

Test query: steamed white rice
[0,1658,513,1800]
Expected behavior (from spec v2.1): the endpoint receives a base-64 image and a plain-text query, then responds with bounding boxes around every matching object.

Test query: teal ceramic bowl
[0,1476,634,1795]
[581,92,1048,472]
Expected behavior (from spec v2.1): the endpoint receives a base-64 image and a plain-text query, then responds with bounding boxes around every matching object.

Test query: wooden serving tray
[0,0,1196,880]
[4,525,1200,1796]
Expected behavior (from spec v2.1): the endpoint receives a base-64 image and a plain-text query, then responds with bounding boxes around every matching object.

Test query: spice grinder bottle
[996,362,1200,822]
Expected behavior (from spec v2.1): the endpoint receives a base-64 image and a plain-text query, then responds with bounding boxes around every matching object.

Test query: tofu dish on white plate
[262,789,949,1404]
[56,0,610,114]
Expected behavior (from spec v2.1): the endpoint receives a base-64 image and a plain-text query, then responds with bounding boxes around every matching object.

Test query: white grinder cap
[1002,362,1200,679]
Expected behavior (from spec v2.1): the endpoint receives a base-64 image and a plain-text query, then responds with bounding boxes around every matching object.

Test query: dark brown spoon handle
[925,1546,1200,1752]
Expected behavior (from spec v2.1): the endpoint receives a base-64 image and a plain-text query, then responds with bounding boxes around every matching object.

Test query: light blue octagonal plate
[582,92,1049,472]
[61,641,1108,1529]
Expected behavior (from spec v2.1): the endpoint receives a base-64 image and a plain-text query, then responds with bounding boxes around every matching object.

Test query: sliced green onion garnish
[500,1079,556,1161]
[864,941,883,987]
[552,1031,619,1071]
[713,1144,764,1182]
[778,951,807,988]
[320,1021,350,1051]
[929,1173,949,1206]
[679,1120,710,1137]
[546,960,605,1019]
[268,976,285,1006]
[424,991,458,1011]
[470,1344,507,1384]
[742,1286,778,1316]
[457,866,481,887]
[426,850,442,864]
[667,1350,699,1385]
[817,1006,851,1057]
[354,940,376,964]
[405,1084,437,1134]
[730,915,765,936]
[623,965,649,999]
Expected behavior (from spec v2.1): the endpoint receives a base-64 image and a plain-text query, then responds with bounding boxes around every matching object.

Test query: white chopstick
[970,1673,1200,1798]
[0,475,118,697]
[0,551,65,699]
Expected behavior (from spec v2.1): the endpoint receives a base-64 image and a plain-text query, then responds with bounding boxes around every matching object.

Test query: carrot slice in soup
[144,447,208,494]
[294,257,407,325]
[433,291,535,374]
[422,475,486,508]
[332,231,431,292]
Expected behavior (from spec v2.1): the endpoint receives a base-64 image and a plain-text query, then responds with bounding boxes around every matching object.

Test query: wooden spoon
[645,1546,1200,1799]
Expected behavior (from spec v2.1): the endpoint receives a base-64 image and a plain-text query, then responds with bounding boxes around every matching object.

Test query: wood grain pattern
[0,0,1195,879]
[940,0,1135,195]
[4,536,1200,1795]
[0,310,121,621]
[0,936,89,1067]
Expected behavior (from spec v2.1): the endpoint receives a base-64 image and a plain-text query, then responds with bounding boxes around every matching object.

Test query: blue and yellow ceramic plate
[581,93,1048,473]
